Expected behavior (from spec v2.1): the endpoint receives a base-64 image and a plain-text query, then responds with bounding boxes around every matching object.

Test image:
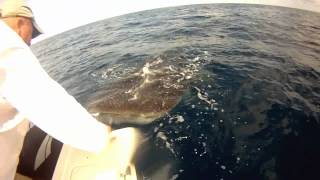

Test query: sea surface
[32,4,320,180]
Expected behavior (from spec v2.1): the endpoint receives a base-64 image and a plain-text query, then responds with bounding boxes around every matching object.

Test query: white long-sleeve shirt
[0,21,109,153]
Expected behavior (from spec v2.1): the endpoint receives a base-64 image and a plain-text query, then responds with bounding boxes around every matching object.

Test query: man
[0,0,111,179]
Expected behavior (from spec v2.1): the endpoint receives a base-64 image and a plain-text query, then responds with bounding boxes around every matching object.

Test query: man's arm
[0,47,110,152]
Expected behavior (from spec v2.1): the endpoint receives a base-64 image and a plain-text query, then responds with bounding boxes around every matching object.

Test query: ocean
[31,4,320,180]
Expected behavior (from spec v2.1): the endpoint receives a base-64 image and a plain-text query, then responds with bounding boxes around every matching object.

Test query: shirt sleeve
[0,47,109,153]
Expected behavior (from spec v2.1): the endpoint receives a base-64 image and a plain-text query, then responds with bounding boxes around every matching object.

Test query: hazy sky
[23,0,320,41]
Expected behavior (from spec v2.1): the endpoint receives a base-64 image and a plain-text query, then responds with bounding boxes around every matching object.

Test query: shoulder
[0,21,37,67]
[0,21,28,52]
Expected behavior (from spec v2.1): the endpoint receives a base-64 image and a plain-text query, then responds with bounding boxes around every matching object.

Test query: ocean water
[32,4,320,180]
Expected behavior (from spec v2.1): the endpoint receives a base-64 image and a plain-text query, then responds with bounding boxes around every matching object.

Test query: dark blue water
[32,4,320,180]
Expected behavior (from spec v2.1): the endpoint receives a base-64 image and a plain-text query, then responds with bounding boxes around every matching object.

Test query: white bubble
[185,75,192,79]
[176,115,185,123]
[221,165,226,170]
[194,57,200,61]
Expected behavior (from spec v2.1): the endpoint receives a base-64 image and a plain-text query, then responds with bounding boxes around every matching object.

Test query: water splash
[157,131,175,155]
[194,87,218,109]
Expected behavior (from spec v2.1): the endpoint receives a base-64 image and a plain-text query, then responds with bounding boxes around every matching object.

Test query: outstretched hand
[96,128,139,174]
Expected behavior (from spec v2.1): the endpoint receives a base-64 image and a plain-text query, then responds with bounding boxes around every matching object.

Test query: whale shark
[86,55,202,126]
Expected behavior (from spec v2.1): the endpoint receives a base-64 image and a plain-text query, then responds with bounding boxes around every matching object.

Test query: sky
[24,0,320,42]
